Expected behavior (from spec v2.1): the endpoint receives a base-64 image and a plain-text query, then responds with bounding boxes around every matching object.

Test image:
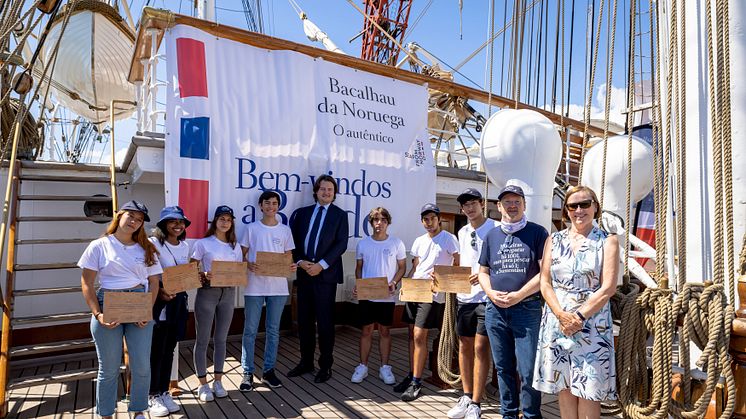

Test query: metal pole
[109,100,136,213]
[0,112,24,417]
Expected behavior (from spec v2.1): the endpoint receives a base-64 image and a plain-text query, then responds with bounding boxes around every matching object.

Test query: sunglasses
[470,231,477,249]
[565,199,594,211]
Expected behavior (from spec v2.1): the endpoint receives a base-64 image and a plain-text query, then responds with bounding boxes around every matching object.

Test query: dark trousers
[149,321,178,395]
[296,281,338,370]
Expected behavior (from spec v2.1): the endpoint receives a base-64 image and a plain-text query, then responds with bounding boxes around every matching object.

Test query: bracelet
[575,310,586,321]
[94,312,102,320]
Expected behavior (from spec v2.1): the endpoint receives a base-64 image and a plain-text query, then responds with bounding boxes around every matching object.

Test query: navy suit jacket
[290,203,349,284]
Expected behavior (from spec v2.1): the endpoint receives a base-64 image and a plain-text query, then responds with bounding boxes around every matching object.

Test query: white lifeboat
[36,1,136,124]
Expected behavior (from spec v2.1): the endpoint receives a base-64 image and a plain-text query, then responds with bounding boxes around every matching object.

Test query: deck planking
[8,326,599,418]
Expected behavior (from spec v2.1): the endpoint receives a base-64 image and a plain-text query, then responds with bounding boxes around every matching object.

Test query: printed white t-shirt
[78,235,163,290]
[191,235,244,273]
[239,220,295,296]
[410,230,459,304]
[149,237,191,320]
[150,237,191,269]
[355,235,406,303]
[457,219,500,303]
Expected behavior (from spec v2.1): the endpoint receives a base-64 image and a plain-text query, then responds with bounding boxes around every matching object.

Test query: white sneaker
[197,383,214,402]
[161,391,180,413]
[351,363,368,383]
[447,395,472,418]
[378,364,396,385]
[464,403,481,419]
[148,394,170,417]
[212,380,228,398]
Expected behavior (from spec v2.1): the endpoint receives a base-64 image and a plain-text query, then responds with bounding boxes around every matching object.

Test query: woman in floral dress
[533,186,619,419]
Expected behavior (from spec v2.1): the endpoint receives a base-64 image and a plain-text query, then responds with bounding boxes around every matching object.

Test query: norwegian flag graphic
[175,37,209,238]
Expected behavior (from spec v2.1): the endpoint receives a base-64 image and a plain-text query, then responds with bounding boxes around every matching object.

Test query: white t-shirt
[150,237,191,269]
[239,220,295,296]
[410,230,459,304]
[149,237,191,320]
[78,235,163,290]
[355,235,406,302]
[457,219,500,303]
[191,235,244,273]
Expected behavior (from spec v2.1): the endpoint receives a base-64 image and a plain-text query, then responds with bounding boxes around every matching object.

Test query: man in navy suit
[288,174,349,383]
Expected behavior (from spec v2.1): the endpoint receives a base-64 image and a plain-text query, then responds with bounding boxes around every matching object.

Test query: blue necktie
[307,206,324,261]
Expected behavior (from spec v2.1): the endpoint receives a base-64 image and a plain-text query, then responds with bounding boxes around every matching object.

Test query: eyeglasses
[565,199,594,211]
[470,231,477,249]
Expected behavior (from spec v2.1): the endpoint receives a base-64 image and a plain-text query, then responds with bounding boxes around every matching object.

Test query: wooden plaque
[103,292,152,323]
[433,265,472,294]
[399,278,433,303]
[162,262,201,294]
[254,251,293,277]
[356,277,390,300]
[210,261,248,287]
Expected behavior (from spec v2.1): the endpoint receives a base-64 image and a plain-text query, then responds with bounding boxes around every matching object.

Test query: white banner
[164,25,434,248]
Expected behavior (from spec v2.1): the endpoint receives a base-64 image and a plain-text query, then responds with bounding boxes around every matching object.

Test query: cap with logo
[457,187,483,205]
[119,200,150,222]
[420,203,440,216]
[213,205,235,219]
[497,185,525,201]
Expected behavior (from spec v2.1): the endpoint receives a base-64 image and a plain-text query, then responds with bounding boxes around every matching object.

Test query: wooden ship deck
[7,327,583,418]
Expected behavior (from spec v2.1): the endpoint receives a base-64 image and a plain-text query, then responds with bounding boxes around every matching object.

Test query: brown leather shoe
[168,380,182,397]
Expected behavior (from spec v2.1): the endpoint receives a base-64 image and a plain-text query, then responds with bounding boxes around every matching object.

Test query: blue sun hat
[157,206,191,229]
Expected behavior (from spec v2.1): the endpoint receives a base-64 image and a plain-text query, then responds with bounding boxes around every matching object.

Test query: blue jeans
[91,288,153,416]
[241,295,288,375]
[485,297,543,419]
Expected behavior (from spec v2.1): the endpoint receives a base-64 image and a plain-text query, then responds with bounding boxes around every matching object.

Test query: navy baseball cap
[457,187,483,205]
[157,206,191,228]
[119,200,150,222]
[420,203,440,216]
[498,185,525,201]
[213,205,235,219]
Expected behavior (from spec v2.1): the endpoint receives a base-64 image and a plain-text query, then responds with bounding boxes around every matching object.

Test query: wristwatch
[575,310,586,321]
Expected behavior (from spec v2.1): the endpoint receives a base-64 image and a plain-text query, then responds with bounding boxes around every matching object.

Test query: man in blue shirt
[478,185,548,419]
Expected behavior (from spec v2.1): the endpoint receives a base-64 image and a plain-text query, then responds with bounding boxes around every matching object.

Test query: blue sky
[30,0,649,163]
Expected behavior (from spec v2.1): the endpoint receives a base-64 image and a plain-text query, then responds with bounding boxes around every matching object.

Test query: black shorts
[358,300,396,326]
[456,302,488,337]
[402,302,444,329]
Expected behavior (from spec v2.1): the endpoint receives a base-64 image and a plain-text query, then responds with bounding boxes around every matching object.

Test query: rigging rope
[615,1,736,418]
[598,0,619,210]
[577,0,606,183]
[437,293,461,387]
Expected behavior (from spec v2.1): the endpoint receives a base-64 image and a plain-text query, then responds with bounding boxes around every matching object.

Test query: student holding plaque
[350,207,406,385]
[190,205,243,403]
[78,201,162,419]
[397,204,459,402]
[447,188,500,419]
[238,191,296,391]
[146,206,191,416]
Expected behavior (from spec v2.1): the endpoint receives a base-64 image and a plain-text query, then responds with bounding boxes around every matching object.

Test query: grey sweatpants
[193,286,236,378]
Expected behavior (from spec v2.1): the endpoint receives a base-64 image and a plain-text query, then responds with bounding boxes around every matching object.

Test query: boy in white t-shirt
[351,207,406,385]
[448,188,500,419]
[397,203,460,402]
[238,191,297,391]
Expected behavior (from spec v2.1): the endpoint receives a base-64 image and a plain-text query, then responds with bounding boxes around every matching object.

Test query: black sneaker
[262,369,283,388]
[239,374,254,391]
[400,381,422,402]
[393,373,413,393]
